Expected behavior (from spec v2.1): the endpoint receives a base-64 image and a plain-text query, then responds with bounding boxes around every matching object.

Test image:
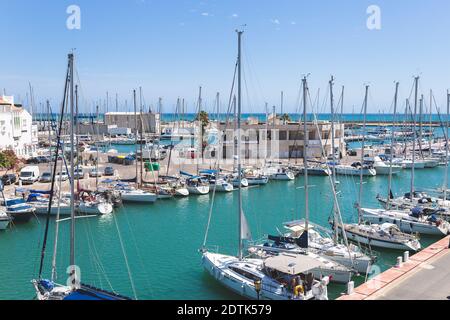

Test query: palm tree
[196,111,210,154]
[281,113,291,123]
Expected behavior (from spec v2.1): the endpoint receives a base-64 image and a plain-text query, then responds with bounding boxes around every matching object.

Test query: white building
[0,96,38,158]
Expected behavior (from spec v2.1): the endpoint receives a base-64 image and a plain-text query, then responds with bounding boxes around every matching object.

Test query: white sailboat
[201,32,329,301]
[118,186,158,203]
[373,156,402,175]
[32,53,131,300]
[186,177,210,195]
[342,83,423,250]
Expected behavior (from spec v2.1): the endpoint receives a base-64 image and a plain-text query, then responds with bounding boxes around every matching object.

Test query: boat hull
[187,185,210,195]
[344,227,420,251]
[0,219,10,230]
[120,192,157,203]
[174,188,189,197]
[374,165,402,175]
[77,202,113,215]
[246,177,269,185]
[361,209,449,236]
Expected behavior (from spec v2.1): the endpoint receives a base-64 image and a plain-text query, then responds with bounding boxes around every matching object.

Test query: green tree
[281,113,291,123]
[0,150,19,170]
[195,111,210,154]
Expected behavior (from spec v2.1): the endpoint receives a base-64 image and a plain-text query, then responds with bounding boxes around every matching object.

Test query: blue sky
[1,0,450,114]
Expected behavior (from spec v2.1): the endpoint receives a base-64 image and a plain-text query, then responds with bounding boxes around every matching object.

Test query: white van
[20,166,40,185]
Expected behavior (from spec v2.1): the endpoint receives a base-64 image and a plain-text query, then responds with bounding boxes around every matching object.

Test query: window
[279,131,287,140]
[289,131,303,141]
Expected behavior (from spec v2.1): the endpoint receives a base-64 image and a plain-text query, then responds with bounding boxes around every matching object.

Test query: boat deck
[337,235,450,300]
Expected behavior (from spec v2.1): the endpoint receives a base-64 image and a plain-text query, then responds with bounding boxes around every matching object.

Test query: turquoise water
[0,166,447,300]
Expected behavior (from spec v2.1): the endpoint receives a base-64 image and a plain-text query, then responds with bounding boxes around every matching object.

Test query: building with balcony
[0,96,38,158]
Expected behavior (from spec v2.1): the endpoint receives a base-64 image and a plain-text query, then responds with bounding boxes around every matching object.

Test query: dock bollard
[347,281,354,295]
[395,257,403,268]
[403,251,409,263]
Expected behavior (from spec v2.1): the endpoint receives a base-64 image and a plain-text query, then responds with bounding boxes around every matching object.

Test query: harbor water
[0,163,446,300]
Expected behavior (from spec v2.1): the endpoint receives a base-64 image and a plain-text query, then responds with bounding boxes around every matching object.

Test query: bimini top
[264,253,323,275]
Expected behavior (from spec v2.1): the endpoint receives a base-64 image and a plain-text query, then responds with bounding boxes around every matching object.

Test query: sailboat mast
[410,77,419,200]
[237,30,243,261]
[418,95,424,159]
[329,76,336,186]
[69,53,76,271]
[329,76,337,241]
[445,91,449,200]
[358,85,369,224]
[134,90,138,184]
[302,77,309,235]
[139,87,144,186]
[429,90,433,155]
[387,82,399,209]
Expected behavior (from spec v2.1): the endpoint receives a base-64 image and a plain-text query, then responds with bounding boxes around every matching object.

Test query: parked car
[104,167,115,176]
[56,172,69,181]
[40,172,53,183]
[19,166,40,185]
[89,169,103,178]
[1,174,17,186]
[36,156,49,163]
[74,168,84,179]
[26,157,40,164]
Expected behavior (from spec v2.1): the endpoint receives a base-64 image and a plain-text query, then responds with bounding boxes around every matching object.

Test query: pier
[338,235,450,300]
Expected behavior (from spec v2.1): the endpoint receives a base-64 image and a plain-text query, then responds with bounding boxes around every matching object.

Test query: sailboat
[253,77,361,279]
[31,53,131,300]
[281,77,374,274]
[361,79,450,236]
[337,83,423,250]
[201,31,330,301]
[199,170,234,192]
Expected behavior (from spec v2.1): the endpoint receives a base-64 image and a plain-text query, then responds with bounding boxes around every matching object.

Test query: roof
[264,253,324,275]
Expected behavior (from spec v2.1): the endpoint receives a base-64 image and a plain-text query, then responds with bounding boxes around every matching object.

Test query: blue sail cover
[199,169,218,175]
[63,284,131,300]
[29,190,53,195]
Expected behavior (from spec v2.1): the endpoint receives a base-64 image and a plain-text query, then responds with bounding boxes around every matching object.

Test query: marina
[2,1,450,305]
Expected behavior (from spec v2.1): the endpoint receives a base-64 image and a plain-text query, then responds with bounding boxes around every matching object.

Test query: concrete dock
[338,235,450,300]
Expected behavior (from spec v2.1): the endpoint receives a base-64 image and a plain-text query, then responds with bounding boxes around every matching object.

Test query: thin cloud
[201,12,211,17]
[231,13,239,18]
[270,18,280,25]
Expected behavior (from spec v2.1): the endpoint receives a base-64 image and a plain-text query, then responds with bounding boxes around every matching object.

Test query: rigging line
[119,205,155,298]
[202,60,239,248]
[111,212,138,300]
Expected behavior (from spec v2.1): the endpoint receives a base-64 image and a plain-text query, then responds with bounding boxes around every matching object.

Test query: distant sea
[32,113,450,123]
